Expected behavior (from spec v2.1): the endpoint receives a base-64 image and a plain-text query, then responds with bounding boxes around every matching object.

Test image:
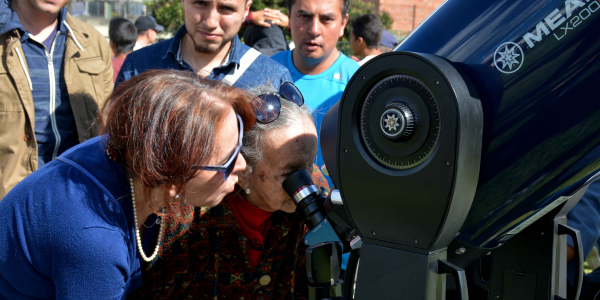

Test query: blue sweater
[0,136,143,299]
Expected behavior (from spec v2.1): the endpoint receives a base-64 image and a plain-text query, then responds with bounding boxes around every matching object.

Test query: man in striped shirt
[0,0,113,198]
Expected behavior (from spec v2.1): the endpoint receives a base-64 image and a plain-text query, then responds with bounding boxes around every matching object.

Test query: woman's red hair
[99,69,255,218]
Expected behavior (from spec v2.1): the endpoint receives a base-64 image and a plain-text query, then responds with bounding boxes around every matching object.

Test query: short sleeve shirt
[271,50,359,254]
[271,50,360,184]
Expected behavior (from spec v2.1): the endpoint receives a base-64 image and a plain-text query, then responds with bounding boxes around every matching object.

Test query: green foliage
[251,0,287,13]
[145,0,184,35]
[147,0,288,37]
[249,0,393,45]
[379,10,393,30]
[337,41,352,57]
[335,0,394,56]
[344,0,392,42]
[144,0,395,49]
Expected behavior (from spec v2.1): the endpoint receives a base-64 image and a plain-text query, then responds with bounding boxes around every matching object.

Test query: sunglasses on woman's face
[251,81,304,124]
[193,114,243,181]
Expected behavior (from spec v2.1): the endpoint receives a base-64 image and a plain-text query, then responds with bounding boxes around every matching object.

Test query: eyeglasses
[251,81,304,124]
[193,114,243,181]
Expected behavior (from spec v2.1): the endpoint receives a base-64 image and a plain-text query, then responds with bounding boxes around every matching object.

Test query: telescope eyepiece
[282,169,328,229]
[282,169,314,197]
[292,185,319,205]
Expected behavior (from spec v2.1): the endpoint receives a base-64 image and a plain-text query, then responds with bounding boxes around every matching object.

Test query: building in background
[373,0,444,36]
[68,0,146,38]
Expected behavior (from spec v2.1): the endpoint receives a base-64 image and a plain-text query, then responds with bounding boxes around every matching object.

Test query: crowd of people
[3,0,597,298]
[0,0,393,298]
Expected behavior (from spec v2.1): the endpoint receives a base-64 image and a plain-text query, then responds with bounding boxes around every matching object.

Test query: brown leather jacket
[0,14,113,199]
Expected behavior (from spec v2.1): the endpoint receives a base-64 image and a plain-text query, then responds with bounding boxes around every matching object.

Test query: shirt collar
[5,5,68,43]
[166,25,244,70]
[202,193,292,234]
[226,34,244,70]
[56,6,68,32]
[164,25,187,62]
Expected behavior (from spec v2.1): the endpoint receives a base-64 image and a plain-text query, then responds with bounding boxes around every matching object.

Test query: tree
[145,0,184,35]
[338,0,394,56]
[345,0,393,41]
[251,0,287,12]
[146,0,287,37]
[144,0,394,45]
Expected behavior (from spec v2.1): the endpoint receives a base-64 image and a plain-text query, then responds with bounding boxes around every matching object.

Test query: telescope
[284,0,600,299]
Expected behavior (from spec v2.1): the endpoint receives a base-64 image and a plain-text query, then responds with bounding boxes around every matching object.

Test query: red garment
[129,196,309,300]
[230,195,273,270]
[243,10,253,27]
[111,57,125,83]
[128,164,329,300]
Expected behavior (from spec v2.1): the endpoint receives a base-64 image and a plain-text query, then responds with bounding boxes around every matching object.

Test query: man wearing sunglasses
[271,0,360,187]
[115,0,292,92]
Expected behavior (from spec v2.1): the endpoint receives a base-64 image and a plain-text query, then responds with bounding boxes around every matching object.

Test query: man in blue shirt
[271,0,359,254]
[271,0,359,185]
[116,0,291,91]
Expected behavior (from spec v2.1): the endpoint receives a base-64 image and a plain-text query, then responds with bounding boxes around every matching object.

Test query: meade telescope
[299,0,600,299]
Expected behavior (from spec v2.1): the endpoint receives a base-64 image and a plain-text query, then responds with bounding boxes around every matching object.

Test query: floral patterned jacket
[128,195,309,300]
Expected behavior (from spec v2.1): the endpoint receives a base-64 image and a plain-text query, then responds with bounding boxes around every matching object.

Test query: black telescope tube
[282,169,327,229]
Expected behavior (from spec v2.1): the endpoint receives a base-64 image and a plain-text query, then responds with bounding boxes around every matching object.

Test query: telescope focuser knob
[380,101,417,142]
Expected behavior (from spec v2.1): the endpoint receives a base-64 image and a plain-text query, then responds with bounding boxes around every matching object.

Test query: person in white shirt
[133,16,164,51]
[349,13,383,66]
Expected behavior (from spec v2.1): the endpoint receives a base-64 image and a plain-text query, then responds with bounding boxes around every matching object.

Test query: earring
[245,188,251,195]
[174,193,186,204]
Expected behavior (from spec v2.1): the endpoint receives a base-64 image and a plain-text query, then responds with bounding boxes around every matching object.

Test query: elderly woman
[129,83,324,299]
[0,70,255,299]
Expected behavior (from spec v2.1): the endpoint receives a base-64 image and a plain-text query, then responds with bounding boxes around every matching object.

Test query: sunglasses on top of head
[251,81,304,124]
[192,114,243,181]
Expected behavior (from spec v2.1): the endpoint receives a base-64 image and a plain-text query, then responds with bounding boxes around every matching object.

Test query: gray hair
[241,85,314,177]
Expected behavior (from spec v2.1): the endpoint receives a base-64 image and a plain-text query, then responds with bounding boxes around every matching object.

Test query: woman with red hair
[0,70,255,299]
[129,83,326,300]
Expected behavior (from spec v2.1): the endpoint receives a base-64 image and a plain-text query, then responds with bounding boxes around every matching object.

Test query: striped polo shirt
[19,9,79,167]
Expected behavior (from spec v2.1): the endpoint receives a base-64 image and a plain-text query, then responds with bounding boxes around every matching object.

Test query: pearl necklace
[130,176,164,262]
